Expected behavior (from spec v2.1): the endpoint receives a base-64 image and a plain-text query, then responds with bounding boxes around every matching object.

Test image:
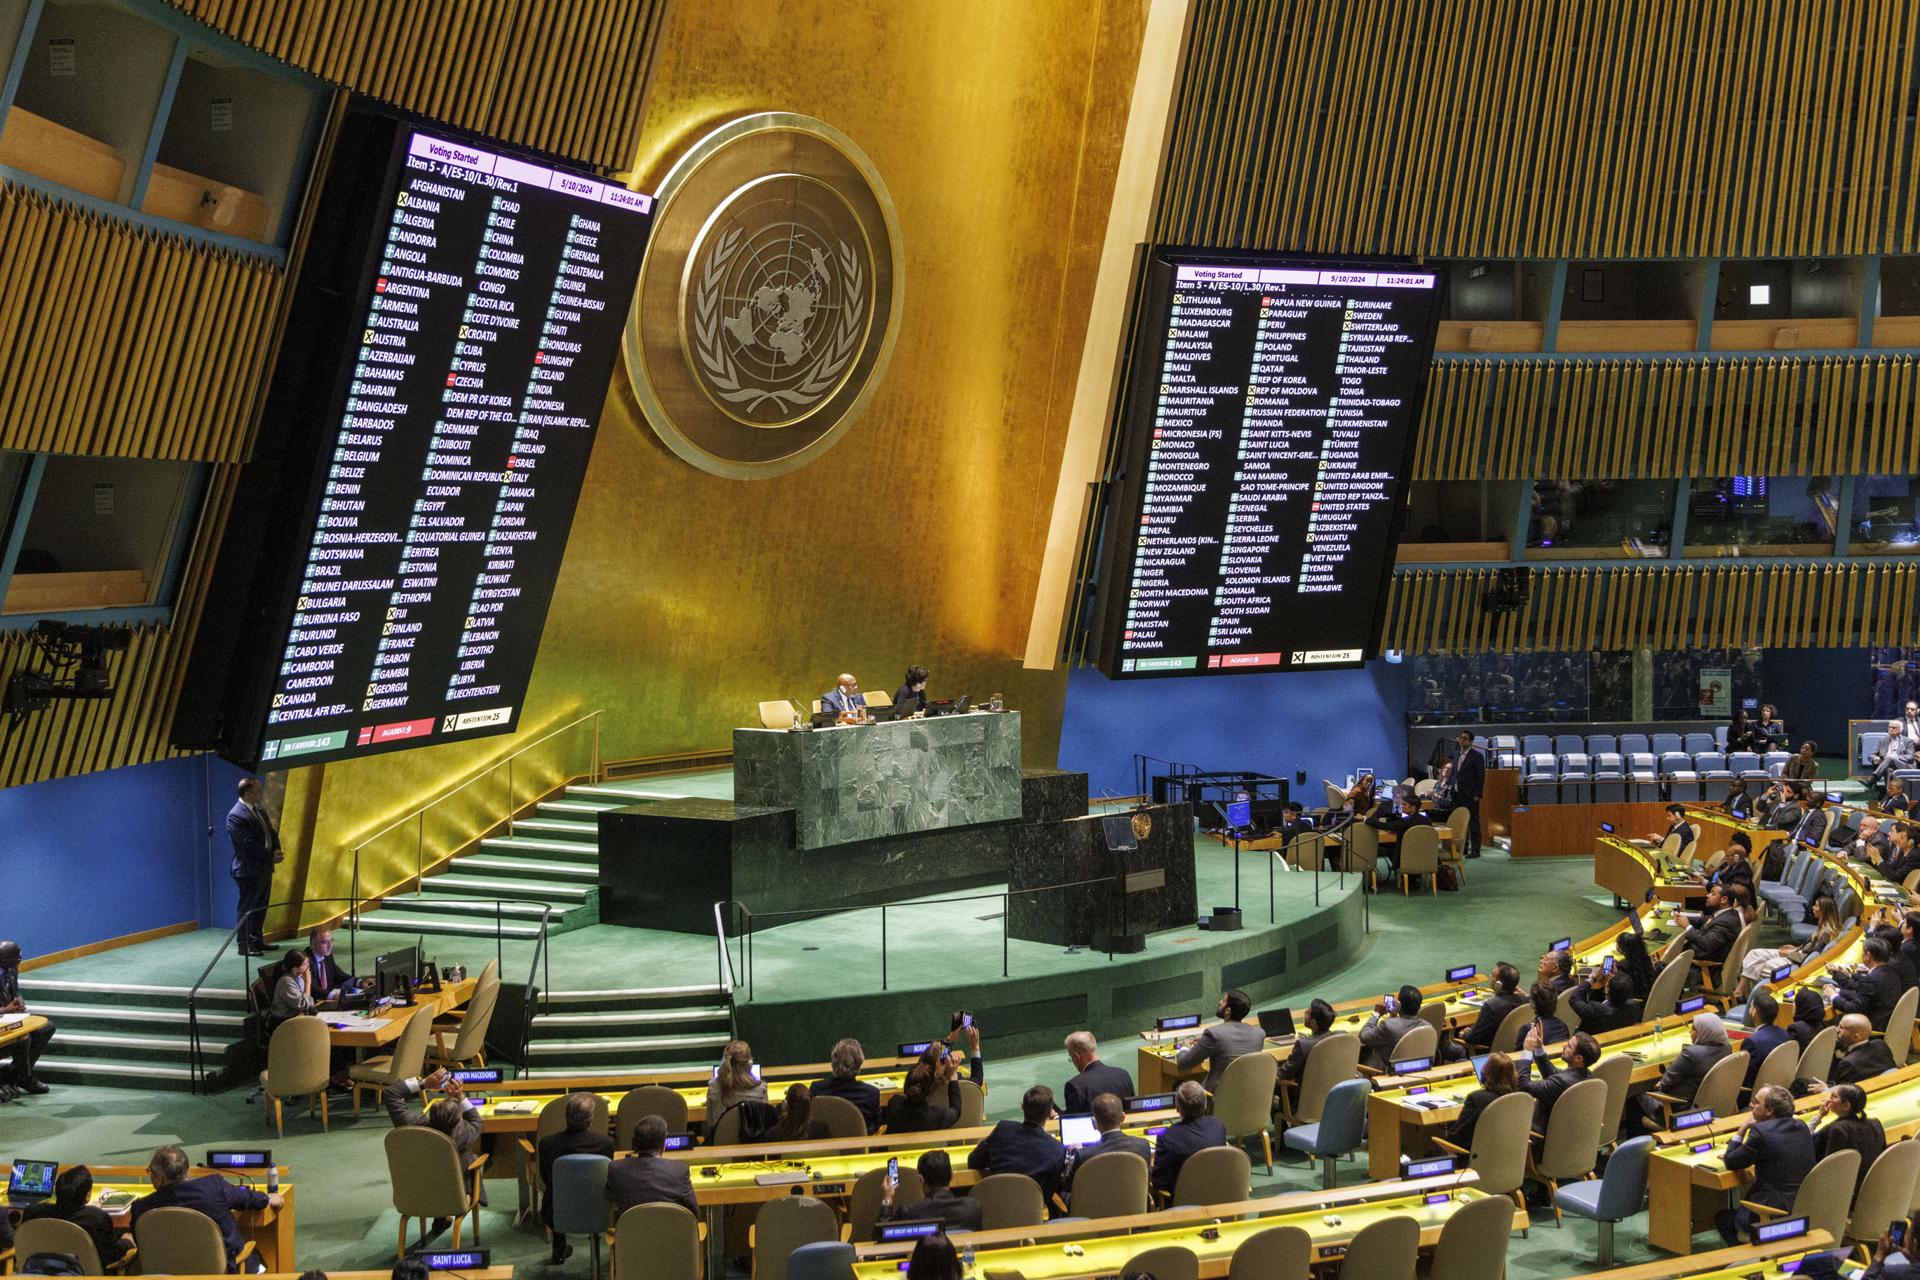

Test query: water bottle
[267,1165,279,1194]
[961,1244,975,1275]
[1652,1016,1663,1044]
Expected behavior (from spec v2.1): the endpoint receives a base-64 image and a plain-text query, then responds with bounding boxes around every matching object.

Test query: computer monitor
[1057,1112,1100,1148]
[1248,798,1289,831]
[1256,1008,1295,1038]
[1225,799,1252,830]
[374,944,421,997]
[8,1160,57,1201]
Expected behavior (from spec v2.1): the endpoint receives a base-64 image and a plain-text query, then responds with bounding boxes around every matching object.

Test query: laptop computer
[1256,1007,1296,1038]
[9,1159,57,1202]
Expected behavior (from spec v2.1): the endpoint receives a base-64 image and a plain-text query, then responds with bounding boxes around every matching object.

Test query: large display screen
[252,127,652,765]
[1096,251,1443,678]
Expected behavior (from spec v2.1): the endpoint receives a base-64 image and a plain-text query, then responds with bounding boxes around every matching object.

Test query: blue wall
[1056,662,1412,799]
[1762,647,1872,758]
[0,754,249,958]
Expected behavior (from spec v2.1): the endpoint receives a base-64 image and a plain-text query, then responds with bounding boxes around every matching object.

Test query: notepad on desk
[492,1100,539,1116]
[95,1191,136,1211]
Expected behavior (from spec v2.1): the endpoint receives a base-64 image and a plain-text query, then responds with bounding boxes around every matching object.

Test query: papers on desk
[754,1171,810,1186]
[0,1014,24,1029]
[865,1077,900,1091]
[323,1012,390,1031]
[95,1191,136,1211]
[492,1100,539,1116]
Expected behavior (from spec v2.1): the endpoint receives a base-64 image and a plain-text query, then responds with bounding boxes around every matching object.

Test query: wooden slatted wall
[165,0,669,172]
[0,465,242,789]
[1411,354,1920,481]
[1382,562,1920,655]
[0,185,284,463]
[1156,0,1920,257]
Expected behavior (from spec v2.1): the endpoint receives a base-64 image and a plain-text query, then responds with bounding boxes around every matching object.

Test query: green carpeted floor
[6,846,1693,1278]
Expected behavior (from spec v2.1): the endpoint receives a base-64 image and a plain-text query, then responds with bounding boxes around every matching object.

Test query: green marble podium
[732,711,1023,850]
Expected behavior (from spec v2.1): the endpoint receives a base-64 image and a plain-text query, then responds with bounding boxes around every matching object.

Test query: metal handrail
[711,901,738,996]
[520,904,553,1069]
[345,709,603,937]
[184,894,551,1092]
[718,874,1123,1003]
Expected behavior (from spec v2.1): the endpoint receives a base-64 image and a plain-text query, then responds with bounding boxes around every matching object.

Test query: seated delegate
[131,1145,280,1274]
[894,665,930,716]
[821,673,870,723]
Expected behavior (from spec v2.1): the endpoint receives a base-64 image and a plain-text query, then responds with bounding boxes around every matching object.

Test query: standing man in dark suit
[131,1145,278,1272]
[811,1038,882,1133]
[539,1093,614,1265]
[1062,1031,1134,1114]
[1151,1081,1226,1200]
[1451,730,1485,859]
[606,1116,698,1217]
[1174,989,1265,1089]
[968,1085,1068,1206]
[0,940,53,1097]
[1715,1085,1815,1244]
[227,778,282,957]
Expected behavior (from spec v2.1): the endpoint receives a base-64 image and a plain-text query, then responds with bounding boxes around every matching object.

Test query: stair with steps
[354,781,687,942]
[524,984,734,1071]
[19,979,252,1091]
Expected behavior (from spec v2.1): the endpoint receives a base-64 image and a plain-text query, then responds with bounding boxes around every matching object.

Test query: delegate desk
[1564,1234,1839,1280]
[322,977,477,1050]
[476,1069,914,1134]
[734,711,1023,850]
[850,1175,1521,1278]
[0,1162,296,1271]
[1647,1061,1920,1253]
[1134,973,1487,1094]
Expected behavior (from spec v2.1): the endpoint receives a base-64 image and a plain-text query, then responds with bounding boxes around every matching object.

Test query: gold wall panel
[1382,562,1920,655]
[1157,0,1920,258]
[277,0,1150,904]
[1411,354,1920,481]
[0,184,284,462]
[164,0,667,171]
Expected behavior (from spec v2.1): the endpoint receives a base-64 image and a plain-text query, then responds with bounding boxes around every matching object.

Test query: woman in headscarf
[1638,1012,1732,1130]
[1789,987,1828,1049]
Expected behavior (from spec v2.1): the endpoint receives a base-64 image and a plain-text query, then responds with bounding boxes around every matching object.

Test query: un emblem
[624,114,902,478]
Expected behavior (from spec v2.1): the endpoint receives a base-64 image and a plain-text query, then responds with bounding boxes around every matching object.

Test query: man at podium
[822,673,870,723]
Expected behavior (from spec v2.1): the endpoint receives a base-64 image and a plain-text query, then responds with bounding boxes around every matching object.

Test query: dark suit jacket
[307,949,356,995]
[1816,1114,1886,1195]
[1445,1087,1513,1147]
[226,799,279,878]
[1277,1030,1329,1084]
[810,1073,882,1133]
[1459,990,1527,1049]
[538,1127,615,1224]
[1834,964,1904,1029]
[1064,1060,1136,1114]
[1521,1064,1591,1129]
[1569,986,1642,1035]
[882,1079,962,1133]
[1832,1037,1898,1085]
[606,1152,697,1217]
[1150,1115,1226,1196]
[1681,908,1742,963]
[1742,1023,1792,1089]
[1066,1129,1152,1192]
[880,1187,984,1232]
[131,1175,267,1271]
[20,1202,130,1267]
[1723,1115,1816,1210]
[967,1121,1067,1202]
[821,688,867,716]
[1652,1041,1731,1103]
[1453,746,1485,802]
